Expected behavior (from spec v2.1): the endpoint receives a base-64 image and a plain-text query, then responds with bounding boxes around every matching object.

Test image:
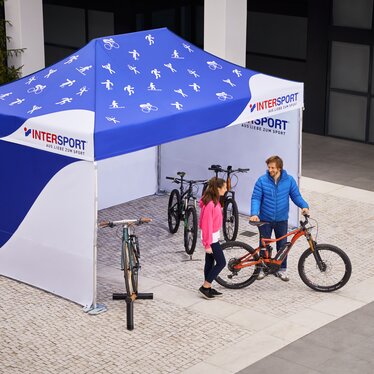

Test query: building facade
[3,0,374,144]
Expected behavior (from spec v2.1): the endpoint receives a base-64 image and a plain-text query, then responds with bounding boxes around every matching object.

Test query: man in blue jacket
[250,155,309,281]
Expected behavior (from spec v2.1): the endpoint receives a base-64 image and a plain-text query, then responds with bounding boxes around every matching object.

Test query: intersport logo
[24,127,87,150]
[249,92,299,112]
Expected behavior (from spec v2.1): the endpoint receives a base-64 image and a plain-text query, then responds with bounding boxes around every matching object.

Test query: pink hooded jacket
[199,198,223,249]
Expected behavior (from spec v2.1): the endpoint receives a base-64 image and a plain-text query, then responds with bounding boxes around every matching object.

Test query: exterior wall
[204,0,247,66]
[4,0,374,144]
[4,0,45,77]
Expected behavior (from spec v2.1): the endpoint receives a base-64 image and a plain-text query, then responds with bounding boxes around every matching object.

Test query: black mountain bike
[205,164,249,242]
[166,172,206,256]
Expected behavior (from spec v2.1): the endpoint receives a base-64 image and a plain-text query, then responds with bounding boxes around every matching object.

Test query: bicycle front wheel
[216,241,260,289]
[222,198,239,241]
[168,189,181,233]
[298,244,352,292]
[184,206,198,255]
[123,241,139,297]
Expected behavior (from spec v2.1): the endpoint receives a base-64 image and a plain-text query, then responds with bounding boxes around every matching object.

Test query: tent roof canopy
[0,28,303,161]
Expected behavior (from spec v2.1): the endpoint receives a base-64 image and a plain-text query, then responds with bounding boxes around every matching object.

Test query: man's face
[267,162,281,178]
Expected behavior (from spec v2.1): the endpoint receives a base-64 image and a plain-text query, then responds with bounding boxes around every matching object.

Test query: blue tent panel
[0,28,302,161]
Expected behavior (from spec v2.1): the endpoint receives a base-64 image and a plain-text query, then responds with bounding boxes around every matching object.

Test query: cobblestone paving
[1,188,373,373]
[99,190,374,317]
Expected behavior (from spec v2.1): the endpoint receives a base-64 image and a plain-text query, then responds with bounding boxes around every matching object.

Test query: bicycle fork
[307,234,326,272]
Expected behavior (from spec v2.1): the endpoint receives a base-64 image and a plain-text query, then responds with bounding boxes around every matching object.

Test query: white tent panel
[229,74,303,126]
[1,110,95,161]
[98,146,158,210]
[0,161,96,306]
[161,109,301,228]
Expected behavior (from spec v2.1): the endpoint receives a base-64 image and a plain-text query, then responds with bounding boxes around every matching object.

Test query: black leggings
[204,241,226,284]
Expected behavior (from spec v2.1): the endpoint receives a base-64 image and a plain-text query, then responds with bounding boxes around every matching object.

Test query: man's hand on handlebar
[301,208,309,216]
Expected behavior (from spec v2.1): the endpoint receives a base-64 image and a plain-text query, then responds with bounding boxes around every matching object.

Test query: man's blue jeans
[258,220,288,269]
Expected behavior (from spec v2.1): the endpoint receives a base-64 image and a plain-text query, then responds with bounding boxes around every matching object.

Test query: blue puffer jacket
[250,169,309,222]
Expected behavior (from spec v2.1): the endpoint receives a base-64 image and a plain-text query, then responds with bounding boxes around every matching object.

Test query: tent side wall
[0,141,96,307]
[160,108,302,228]
[97,146,158,210]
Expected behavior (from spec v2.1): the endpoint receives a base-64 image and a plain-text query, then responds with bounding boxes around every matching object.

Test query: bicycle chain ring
[227,258,240,273]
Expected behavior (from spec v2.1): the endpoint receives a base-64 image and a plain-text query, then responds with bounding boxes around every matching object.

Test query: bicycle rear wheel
[184,206,198,255]
[222,198,239,241]
[298,244,352,292]
[168,189,181,233]
[216,241,260,289]
[122,240,139,297]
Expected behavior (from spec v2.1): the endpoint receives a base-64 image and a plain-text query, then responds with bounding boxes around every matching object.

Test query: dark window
[43,0,204,65]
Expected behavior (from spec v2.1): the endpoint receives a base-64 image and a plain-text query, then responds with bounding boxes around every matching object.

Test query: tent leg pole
[155,145,166,195]
[298,108,304,223]
[93,161,98,309]
[83,162,107,316]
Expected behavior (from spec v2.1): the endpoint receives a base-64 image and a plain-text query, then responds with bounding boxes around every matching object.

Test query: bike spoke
[216,242,259,288]
[299,246,351,291]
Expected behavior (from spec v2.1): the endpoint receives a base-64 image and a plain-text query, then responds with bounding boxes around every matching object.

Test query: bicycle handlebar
[208,165,249,174]
[165,176,180,184]
[208,164,222,171]
[300,214,309,227]
[99,217,152,228]
[249,214,310,228]
[166,176,206,185]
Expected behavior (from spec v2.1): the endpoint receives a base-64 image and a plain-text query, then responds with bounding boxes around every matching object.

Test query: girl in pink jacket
[198,177,227,299]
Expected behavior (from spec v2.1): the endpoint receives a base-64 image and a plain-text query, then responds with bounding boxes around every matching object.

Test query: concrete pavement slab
[1,178,374,373]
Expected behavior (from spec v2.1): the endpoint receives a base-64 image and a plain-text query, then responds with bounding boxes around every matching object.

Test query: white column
[204,0,247,67]
[4,0,45,77]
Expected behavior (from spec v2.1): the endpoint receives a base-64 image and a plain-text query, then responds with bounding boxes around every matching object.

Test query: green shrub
[0,0,24,85]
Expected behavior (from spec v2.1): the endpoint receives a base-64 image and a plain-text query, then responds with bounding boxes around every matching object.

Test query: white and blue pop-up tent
[0,28,304,307]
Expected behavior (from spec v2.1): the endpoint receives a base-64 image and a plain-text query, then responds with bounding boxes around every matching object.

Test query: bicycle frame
[167,174,201,217]
[120,224,138,277]
[235,221,316,270]
[180,182,197,212]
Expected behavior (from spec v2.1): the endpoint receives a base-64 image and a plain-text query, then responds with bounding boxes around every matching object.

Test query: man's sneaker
[275,270,289,282]
[257,269,266,280]
[199,286,215,299]
[210,288,223,297]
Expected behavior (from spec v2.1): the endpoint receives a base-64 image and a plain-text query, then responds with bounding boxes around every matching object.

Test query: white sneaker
[275,270,289,282]
[257,269,266,280]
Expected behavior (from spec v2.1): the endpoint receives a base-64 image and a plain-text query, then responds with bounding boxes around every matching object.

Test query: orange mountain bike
[216,215,352,292]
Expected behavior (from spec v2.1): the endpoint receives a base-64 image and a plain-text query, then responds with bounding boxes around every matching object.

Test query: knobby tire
[216,241,260,289]
[222,198,239,241]
[184,206,198,255]
[298,244,352,292]
[168,189,181,233]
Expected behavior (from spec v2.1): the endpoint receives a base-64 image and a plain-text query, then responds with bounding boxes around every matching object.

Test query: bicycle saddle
[249,221,269,227]
[177,171,186,177]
